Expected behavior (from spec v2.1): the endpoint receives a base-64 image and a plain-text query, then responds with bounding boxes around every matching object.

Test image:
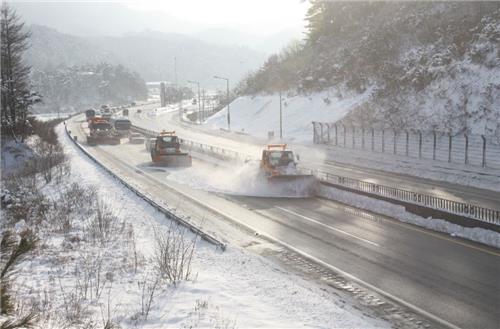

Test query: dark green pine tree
[1,3,40,141]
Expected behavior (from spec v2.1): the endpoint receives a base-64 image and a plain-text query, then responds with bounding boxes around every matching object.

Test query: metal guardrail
[313,170,500,226]
[130,125,500,226]
[131,125,245,162]
[65,123,226,250]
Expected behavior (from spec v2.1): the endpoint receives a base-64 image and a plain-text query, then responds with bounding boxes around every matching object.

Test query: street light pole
[213,75,230,131]
[187,80,201,123]
[279,89,282,140]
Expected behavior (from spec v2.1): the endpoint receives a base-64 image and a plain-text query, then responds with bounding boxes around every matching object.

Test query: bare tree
[0,3,39,141]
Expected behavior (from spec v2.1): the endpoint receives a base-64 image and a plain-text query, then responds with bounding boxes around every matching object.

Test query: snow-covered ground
[206,88,374,143]
[1,138,33,176]
[0,125,390,328]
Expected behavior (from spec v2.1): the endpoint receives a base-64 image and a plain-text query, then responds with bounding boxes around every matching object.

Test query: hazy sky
[128,0,310,35]
[11,0,310,36]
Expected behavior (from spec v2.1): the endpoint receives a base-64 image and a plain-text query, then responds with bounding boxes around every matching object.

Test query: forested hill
[237,2,500,136]
[25,25,266,85]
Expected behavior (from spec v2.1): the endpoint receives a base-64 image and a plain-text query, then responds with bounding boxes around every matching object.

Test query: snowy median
[318,185,500,249]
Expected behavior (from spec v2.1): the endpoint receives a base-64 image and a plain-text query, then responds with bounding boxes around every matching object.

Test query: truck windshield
[268,151,294,167]
[158,136,179,147]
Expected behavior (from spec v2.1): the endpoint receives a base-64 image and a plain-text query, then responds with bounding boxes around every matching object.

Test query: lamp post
[213,75,230,130]
[187,80,201,123]
[279,89,282,140]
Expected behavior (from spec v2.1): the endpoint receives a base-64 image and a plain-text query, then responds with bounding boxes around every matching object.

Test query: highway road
[127,105,500,211]
[68,115,500,329]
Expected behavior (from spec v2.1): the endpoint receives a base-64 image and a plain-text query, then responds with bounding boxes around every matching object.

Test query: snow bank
[318,185,500,248]
[206,88,374,142]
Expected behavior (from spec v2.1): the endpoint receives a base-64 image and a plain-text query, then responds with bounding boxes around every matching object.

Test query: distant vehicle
[130,102,136,106]
[87,117,120,145]
[111,117,131,136]
[150,131,191,167]
[137,109,142,114]
[102,107,112,120]
[129,132,145,144]
[122,108,129,116]
[85,109,96,120]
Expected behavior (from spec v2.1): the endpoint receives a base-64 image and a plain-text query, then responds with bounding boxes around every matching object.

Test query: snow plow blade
[267,174,317,197]
[86,136,120,146]
[152,154,192,167]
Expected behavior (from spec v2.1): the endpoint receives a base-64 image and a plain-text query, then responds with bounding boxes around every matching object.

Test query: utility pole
[202,88,206,122]
[187,80,201,123]
[213,75,230,130]
[174,57,178,87]
[279,89,282,140]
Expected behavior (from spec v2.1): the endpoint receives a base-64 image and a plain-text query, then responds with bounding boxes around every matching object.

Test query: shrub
[152,224,197,286]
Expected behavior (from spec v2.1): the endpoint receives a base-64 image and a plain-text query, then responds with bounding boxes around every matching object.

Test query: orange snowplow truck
[150,131,192,167]
[87,117,120,146]
[260,144,314,182]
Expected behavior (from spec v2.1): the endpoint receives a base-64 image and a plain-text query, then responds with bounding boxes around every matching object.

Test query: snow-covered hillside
[237,2,500,137]
[206,88,373,142]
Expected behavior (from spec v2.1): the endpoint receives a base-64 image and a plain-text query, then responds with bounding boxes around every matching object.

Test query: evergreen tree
[0,3,39,141]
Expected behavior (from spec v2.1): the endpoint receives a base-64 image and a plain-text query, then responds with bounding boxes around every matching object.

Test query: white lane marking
[275,206,380,247]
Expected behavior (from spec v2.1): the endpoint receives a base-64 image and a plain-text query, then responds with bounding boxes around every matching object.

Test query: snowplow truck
[150,131,192,167]
[260,144,314,182]
[87,117,121,146]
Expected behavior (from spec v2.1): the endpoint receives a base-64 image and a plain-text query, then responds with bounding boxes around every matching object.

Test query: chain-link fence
[312,122,500,169]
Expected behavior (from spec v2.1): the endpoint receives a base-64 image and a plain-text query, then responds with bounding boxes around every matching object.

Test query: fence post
[371,128,375,151]
[352,126,355,148]
[326,123,331,143]
[319,123,324,143]
[335,124,338,146]
[382,129,385,153]
[342,124,346,147]
[481,135,486,168]
[433,131,437,160]
[362,126,365,149]
[405,130,409,156]
[393,130,397,154]
[448,133,452,163]
[418,131,422,158]
[464,134,468,165]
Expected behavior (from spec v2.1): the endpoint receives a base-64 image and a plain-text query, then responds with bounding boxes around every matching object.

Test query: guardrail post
[405,130,409,156]
[342,124,346,147]
[418,131,422,158]
[481,135,486,168]
[464,134,469,165]
[334,124,338,146]
[448,133,452,163]
[371,128,374,151]
[382,129,385,153]
[352,125,355,148]
[393,130,397,154]
[433,131,437,160]
[361,126,365,149]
